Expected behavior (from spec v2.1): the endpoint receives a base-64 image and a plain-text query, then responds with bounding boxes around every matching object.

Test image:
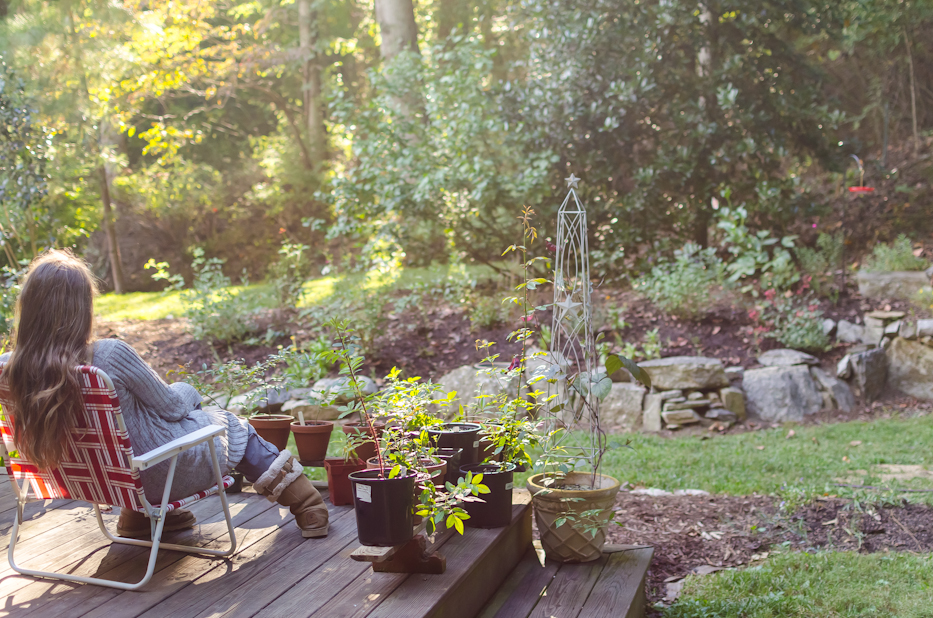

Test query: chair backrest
[0,363,147,511]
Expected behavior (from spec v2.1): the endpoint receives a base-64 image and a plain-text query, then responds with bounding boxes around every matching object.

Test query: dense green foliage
[0,0,931,290]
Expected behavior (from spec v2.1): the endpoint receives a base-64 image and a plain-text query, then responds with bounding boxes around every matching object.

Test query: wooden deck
[0,477,532,618]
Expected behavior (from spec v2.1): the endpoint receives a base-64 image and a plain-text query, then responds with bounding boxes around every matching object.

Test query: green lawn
[94,263,499,322]
[513,414,933,507]
[666,551,933,617]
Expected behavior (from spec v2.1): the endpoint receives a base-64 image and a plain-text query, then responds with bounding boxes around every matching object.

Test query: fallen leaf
[812,436,820,446]
[913,248,924,257]
[712,326,721,335]
[750,552,770,561]
[756,445,766,450]
[786,430,796,439]
[822,518,839,526]
[843,456,850,462]
[850,440,862,447]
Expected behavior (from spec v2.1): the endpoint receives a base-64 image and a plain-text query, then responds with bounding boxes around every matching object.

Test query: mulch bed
[604,491,933,612]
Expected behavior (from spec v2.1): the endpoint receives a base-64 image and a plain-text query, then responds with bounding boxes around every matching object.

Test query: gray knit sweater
[2,339,249,504]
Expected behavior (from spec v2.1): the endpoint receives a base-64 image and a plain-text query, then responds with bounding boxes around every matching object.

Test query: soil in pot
[526,472,621,563]
[428,423,481,467]
[436,448,463,486]
[460,462,516,528]
[291,421,334,462]
[342,422,385,463]
[349,469,415,547]
[324,457,366,506]
[248,414,293,451]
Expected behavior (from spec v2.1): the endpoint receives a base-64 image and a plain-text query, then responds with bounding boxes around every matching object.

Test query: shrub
[862,234,928,272]
[470,295,508,330]
[146,248,259,344]
[760,291,831,353]
[797,232,843,298]
[268,241,311,309]
[638,243,726,320]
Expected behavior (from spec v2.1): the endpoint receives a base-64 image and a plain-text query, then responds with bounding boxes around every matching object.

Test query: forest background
[1,0,932,294]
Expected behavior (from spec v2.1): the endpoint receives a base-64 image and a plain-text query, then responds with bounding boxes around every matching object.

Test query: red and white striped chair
[0,363,237,590]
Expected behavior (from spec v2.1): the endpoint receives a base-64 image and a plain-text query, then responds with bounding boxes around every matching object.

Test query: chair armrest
[132,425,226,471]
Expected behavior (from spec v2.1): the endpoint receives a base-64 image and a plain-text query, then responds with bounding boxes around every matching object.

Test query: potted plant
[291,418,334,462]
[320,321,487,546]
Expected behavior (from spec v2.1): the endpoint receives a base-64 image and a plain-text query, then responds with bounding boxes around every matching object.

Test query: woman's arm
[105,340,200,422]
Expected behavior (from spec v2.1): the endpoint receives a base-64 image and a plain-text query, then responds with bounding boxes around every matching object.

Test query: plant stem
[333,324,385,477]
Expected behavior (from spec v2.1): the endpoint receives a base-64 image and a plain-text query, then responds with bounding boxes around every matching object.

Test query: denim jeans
[234,423,282,483]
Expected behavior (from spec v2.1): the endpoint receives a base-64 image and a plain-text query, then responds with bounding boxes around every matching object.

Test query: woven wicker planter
[526,472,621,563]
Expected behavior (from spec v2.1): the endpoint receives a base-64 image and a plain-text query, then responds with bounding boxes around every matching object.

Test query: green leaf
[605,354,651,389]
[453,516,464,535]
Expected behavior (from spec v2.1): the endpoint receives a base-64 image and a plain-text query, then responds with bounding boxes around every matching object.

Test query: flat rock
[725,366,745,380]
[638,356,729,391]
[742,365,822,422]
[719,387,746,420]
[867,310,906,320]
[810,367,855,412]
[661,409,703,426]
[601,382,646,432]
[705,408,737,423]
[659,390,684,401]
[642,393,663,432]
[836,320,865,344]
[822,319,836,337]
[862,316,886,346]
[757,349,819,367]
[664,400,711,411]
[917,320,933,338]
[886,337,933,400]
[849,348,888,403]
[856,270,932,300]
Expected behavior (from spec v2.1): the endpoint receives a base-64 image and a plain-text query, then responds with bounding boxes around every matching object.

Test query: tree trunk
[903,28,920,156]
[98,166,125,294]
[375,0,419,61]
[298,0,325,166]
[99,121,126,294]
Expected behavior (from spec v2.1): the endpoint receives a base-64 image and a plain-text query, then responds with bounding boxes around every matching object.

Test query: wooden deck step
[477,543,654,618]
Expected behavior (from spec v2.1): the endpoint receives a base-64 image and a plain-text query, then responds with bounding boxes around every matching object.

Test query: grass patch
[665,550,933,617]
[95,264,500,322]
[514,415,933,506]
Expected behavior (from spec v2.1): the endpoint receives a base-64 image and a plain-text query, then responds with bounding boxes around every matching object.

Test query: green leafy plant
[797,232,843,299]
[717,204,799,293]
[469,295,509,331]
[638,242,727,320]
[757,287,831,353]
[146,248,259,344]
[268,241,311,309]
[862,234,928,272]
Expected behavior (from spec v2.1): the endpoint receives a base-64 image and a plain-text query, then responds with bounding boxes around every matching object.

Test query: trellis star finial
[565,173,580,189]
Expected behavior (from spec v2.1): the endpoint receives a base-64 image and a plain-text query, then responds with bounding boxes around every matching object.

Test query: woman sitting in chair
[0,250,328,539]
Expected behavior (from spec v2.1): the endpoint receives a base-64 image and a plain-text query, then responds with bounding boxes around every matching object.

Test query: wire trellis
[543,173,606,474]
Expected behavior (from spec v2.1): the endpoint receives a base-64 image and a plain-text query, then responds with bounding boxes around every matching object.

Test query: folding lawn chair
[0,363,237,590]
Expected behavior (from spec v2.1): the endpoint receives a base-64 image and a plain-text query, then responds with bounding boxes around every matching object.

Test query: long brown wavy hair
[3,250,98,469]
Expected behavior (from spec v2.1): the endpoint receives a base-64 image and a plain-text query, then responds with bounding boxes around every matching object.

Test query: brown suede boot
[117,508,197,538]
[254,451,329,538]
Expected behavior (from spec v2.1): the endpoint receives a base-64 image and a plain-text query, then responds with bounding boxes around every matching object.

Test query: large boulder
[810,367,855,412]
[434,364,519,417]
[856,270,932,300]
[847,348,888,402]
[886,337,933,400]
[757,349,819,367]
[313,376,377,405]
[638,356,729,391]
[600,383,646,432]
[742,365,823,422]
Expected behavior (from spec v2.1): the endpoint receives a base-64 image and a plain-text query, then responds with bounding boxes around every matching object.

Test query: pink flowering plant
[752,277,831,352]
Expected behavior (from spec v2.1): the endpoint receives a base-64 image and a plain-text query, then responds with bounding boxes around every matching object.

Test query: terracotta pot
[324,457,366,506]
[342,422,385,462]
[526,472,621,563]
[248,414,293,451]
[291,421,334,462]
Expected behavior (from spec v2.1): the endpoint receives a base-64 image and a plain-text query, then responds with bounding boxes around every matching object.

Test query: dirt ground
[606,491,933,612]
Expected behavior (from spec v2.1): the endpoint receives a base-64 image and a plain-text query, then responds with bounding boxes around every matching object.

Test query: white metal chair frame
[3,366,237,590]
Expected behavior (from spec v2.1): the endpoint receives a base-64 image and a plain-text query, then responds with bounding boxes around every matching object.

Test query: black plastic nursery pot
[459,462,516,529]
[428,423,482,467]
[348,469,416,547]
[436,448,463,486]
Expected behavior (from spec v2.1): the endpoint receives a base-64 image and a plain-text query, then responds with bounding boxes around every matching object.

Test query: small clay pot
[324,457,366,506]
[248,414,293,451]
[291,421,334,462]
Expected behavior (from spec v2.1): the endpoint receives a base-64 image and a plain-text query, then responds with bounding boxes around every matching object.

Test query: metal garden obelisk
[546,173,604,470]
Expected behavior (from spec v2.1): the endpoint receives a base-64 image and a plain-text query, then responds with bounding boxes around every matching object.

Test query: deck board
[0,485,537,618]
[578,546,653,618]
